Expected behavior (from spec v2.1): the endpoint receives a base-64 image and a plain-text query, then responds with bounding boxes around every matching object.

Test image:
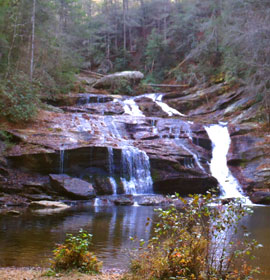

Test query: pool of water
[0,205,269,278]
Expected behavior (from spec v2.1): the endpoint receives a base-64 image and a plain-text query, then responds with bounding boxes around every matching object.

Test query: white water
[73,113,92,132]
[141,93,185,117]
[121,147,153,194]
[123,99,145,117]
[103,116,154,195]
[109,177,118,195]
[94,197,102,207]
[105,116,122,139]
[205,124,251,203]
[175,139,205,173]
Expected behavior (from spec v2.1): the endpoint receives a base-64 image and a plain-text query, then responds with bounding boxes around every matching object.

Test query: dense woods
[1,0,270,121]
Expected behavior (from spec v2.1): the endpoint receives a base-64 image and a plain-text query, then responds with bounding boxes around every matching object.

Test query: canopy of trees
[1,0,270,120]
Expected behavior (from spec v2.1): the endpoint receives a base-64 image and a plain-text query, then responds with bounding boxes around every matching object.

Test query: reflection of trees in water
[0,206,155,268]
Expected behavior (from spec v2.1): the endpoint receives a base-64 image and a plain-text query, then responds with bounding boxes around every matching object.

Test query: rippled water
[0,205,269,279]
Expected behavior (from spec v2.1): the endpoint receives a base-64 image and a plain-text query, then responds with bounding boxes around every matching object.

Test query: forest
[1,0,270,122]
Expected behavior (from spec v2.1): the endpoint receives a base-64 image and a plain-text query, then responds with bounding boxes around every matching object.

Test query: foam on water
[205,123,252,204]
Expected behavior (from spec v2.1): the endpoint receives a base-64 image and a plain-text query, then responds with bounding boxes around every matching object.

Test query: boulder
[29,200,70,209]
[93,71,144,92]
[49,174,96,200]
[23,194,54,201]
[250,191,270,205]
[113,195,134,205]
[137,195,171,206]
[94,176,114,195]
[6,210,21,216]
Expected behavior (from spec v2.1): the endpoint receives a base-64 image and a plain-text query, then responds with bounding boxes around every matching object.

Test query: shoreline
[0,267,124,280]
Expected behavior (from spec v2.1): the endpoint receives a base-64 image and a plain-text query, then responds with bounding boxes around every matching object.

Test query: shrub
[51,229,102,274]
[125,194,262,280]
[0,73,39,123]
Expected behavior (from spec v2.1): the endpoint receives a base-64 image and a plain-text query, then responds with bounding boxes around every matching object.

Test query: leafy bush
[125,194,262,280]
[0,73,39,123]
[111,78,134,95]
[51,229,102,274]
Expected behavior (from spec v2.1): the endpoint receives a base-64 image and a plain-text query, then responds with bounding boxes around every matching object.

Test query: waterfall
[123,99,145,117]
[59,146,65,174]
[107,147,118,195]
[105,116,122,139]
[121,147,153,195]
[175,140,205,172]
[141,93,185,117]
[204,123,251,203]
[72,113,92,132]
[109,177,118,195]
[108,147,114,175]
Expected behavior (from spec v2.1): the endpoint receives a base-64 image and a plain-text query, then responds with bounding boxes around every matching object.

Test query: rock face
[2,72,268,205]
[49,174,96,199]
[93,71,144,92]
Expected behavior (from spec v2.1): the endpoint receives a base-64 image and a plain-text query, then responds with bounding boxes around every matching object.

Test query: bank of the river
[0,268,123,280]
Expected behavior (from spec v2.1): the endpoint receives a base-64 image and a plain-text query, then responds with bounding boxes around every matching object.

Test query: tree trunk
[6,7,19,78]
[30,0,36,82]
[123,0,127,51]
[139,0,146,40]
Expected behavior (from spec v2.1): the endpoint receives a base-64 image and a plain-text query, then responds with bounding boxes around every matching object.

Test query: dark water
[0,205,269,279]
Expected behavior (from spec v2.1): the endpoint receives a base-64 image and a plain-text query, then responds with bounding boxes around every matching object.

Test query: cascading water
[59,146,65,174]
[175,139,205,173]
[205,123,251,203]
[105,116,122,139]
[121,147,153,195]
[123,99,145,117]
[109,177,118,195]
[107,147,118,195]
[140,93,185,117]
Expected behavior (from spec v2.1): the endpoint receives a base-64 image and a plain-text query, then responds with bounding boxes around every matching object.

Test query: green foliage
[125,194,262,280]
[0,73,39,122]
[51,229,102,274]
[111,78,134,96]
[144,30,174,82]
[114,50,132,72]
[0,130,14,151]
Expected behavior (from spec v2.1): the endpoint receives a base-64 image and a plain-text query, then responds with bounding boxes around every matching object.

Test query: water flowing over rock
[120,147,153,194]
[3,73,264,205]
[204,124,251,204]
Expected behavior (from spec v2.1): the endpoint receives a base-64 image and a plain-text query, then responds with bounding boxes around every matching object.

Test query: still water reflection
[0,205,269,279]
[0,206,154,269]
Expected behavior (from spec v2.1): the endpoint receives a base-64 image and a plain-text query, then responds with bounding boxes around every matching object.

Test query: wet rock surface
[1,73,269,205]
